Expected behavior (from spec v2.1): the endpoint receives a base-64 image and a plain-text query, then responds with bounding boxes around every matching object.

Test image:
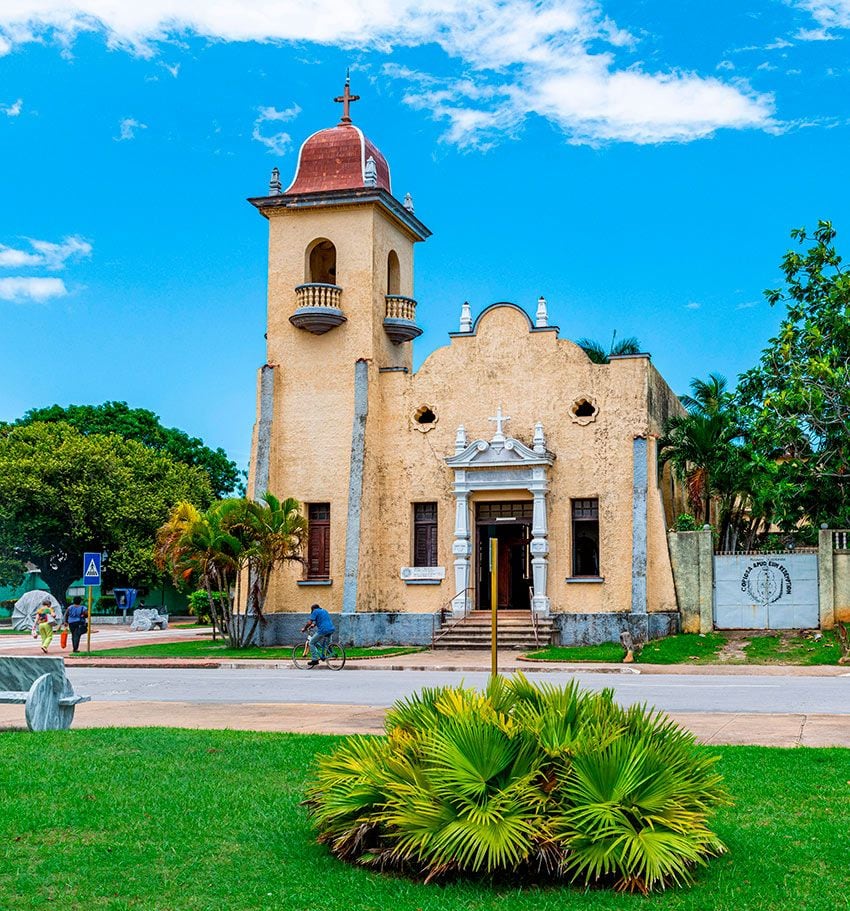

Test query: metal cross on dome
[488,405,511,443]
[334,71,360,123]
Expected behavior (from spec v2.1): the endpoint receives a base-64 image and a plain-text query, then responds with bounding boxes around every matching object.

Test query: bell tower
[247,79,431,617]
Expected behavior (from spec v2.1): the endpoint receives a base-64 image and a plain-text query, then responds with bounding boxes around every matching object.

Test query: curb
[63,658,850,676]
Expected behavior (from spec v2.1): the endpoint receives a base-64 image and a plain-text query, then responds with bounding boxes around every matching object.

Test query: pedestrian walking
[33,598,57,653]
[64,595,89,654]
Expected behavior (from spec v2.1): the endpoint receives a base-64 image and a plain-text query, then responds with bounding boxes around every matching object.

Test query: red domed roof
[285,123,392,195]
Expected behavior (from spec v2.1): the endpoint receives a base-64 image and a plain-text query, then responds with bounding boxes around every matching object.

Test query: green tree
[156,494,306,647]
[9,401,241,497]
[0,422,213,601]
[737,220,850,531]
[576,332,641,364]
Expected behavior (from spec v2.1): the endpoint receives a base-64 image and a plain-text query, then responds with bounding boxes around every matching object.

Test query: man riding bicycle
[301,603,336,668]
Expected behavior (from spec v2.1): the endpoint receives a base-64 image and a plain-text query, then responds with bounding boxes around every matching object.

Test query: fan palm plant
[307,674,728,892]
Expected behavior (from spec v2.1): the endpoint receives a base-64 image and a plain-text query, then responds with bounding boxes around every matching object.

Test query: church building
[247,81,687,647]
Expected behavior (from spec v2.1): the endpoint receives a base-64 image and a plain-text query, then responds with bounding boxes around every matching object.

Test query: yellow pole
[86,586,92,654]
[490,537,498,678]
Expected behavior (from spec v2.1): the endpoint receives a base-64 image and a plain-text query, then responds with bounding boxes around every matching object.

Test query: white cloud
[736,300,758,309]
[252,104,301,155]
[0,1,776,147]
[716,60,735,71]
[0,245,41,267]
[0,236,92,270]
[2,98,22,116]
[795,1,850,30]
[0,277,68,303]
[115,117,146,141]
[684,301,702,310]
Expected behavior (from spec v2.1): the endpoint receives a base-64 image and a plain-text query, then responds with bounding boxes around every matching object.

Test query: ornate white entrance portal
[445,409,555,616]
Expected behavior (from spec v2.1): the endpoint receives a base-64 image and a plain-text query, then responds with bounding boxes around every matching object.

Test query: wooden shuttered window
[307,503,331,579]
[413,502,438,567]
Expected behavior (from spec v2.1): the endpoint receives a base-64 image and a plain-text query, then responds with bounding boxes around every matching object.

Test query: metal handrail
[529,587,540,648]
[431,587,474,649]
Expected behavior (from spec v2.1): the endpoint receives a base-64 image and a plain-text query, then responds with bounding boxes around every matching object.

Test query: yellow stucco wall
[251,197,684,617]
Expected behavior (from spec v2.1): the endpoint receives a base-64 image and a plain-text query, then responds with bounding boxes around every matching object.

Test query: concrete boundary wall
[668,527,850,632]
[667,529,713,634]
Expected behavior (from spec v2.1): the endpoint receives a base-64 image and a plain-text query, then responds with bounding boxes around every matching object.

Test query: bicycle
[291,634,346,670]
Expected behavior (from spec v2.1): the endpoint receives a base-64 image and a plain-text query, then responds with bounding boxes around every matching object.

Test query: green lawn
[743,630,843,665]
[68,639,423,660]
[0,628,29,635]
[525,633,727,664]
[0,729,846,910]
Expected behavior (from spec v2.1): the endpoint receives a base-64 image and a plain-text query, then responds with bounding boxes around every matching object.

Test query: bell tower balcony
[383,294,422,344]
[290,283,347,334]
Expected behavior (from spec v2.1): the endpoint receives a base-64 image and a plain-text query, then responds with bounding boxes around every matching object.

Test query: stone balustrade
[290,283,347,334]
[383,294,422,344]
[295,282,343,309]
[385,294,417,321]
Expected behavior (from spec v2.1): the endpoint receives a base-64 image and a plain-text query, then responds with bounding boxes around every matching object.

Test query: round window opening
[571,397,599,425]
[413,405,438,431]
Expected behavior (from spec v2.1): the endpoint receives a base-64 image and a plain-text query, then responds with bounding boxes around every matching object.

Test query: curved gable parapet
[447,301,559,338]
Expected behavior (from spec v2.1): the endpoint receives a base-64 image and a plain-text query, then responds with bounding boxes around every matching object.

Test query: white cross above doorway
[488,405,511,442]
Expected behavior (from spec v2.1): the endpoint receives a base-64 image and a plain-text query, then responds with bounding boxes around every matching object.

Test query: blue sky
[1,0,849,471]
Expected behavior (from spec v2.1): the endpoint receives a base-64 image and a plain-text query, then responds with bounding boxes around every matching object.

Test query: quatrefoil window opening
[412,404,438,432]
[570,397,599,425]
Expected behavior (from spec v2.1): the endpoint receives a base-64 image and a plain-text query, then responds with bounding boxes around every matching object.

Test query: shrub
[187,590,223,624]
[675,513,699,531]
[306,675,728,893]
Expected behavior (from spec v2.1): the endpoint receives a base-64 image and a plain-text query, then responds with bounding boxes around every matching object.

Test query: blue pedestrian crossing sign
[83,552,102,586]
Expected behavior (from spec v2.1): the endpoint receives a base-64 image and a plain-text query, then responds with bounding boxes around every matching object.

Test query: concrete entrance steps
[433,610,553,650]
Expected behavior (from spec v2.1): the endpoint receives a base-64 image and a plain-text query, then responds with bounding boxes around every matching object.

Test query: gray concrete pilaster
[252,364,275,499]
[342,359,369,615]
[631,437,648,614]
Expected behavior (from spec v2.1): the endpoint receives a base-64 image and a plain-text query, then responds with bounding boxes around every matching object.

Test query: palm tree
[156,493,306,647]
[576,332,642,364]
[659,376,743,528]
[679,372,732,417]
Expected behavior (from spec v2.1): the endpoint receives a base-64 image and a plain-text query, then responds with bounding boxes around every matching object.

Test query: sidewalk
[2,699,848,746]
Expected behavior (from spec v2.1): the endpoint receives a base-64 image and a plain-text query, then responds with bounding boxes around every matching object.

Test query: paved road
[66,666,850,714]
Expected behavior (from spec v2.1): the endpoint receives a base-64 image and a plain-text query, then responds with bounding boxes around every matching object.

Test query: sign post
[83,552,101,654]
[490,538,498,679]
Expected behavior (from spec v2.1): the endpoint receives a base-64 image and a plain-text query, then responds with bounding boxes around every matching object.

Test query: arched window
[387,250,400,295]
[307,239,337,285]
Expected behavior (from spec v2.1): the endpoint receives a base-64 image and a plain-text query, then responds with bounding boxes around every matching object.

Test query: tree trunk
[37,559,78,612]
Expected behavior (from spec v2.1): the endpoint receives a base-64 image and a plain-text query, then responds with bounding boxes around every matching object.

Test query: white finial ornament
[533,422,546,453]
[488,405,511,443]
[455,425,467,453]
[459,301,472,333]
[364,156,378,187]
[535,295,548,328]
[403,192,414,213]
[269,167,282,196]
